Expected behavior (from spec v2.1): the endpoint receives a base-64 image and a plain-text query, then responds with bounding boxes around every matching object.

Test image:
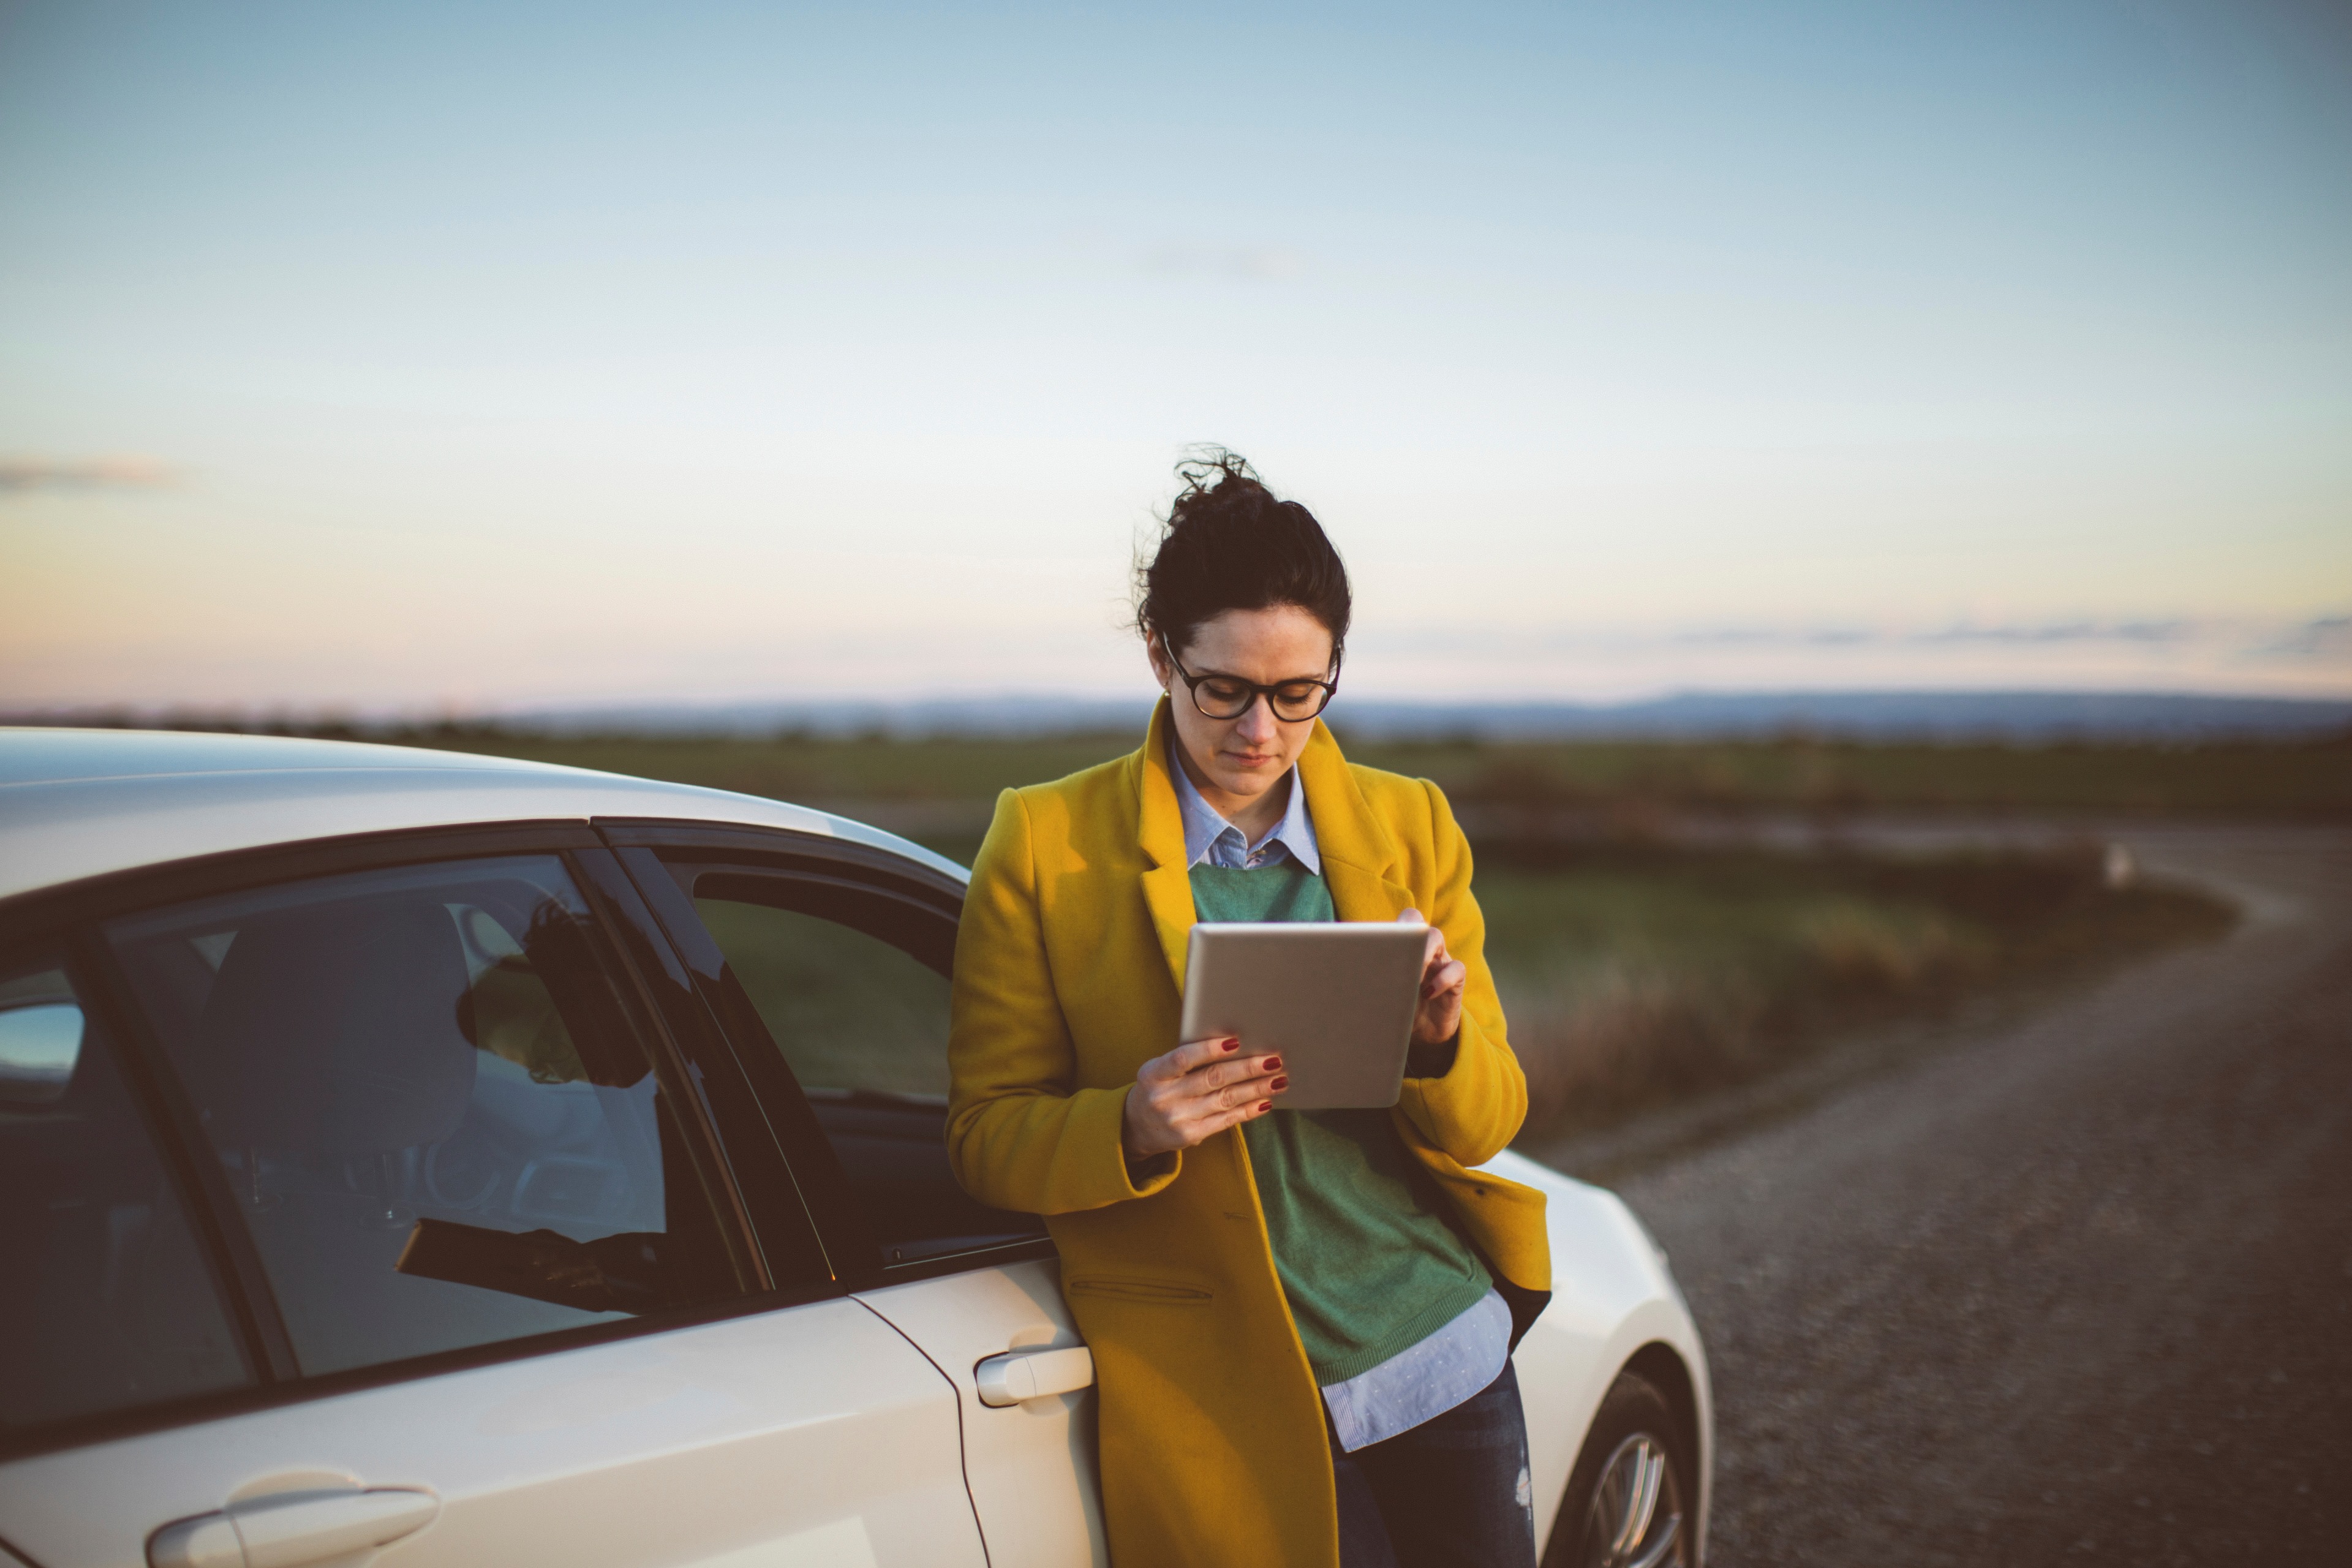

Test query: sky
[2,0,2348,715]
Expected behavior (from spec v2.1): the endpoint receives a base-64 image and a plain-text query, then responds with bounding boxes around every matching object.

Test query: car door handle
[150,1487,439,1568]
[974,1344,1095,1408]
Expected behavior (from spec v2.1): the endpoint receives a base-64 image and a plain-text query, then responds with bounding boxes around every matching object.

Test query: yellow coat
[946,700,1550,1568]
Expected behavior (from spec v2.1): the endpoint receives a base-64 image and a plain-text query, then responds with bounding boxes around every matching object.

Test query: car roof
[0,728,969,903]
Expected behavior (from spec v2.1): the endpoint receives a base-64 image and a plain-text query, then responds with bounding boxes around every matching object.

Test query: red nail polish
[1264,1056,1283,1071]
[1257,1101,1273,1112]
[1223,1039,1240,1053]
[1270,1076,1289,1091]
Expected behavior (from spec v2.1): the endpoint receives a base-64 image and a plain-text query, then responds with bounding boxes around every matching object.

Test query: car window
[105,855,746,1379]
[0,952,253,1433]
[695,898,949,1099]
[665,862,1044,1268]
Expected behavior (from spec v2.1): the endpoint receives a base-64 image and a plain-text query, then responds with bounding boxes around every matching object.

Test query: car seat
[193,900,478,1161]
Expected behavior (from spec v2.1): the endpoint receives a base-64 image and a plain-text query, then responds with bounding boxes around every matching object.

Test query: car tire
[1541,1370,1695,1568]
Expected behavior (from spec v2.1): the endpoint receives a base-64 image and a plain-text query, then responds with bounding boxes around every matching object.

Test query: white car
[0,728,1709,1568]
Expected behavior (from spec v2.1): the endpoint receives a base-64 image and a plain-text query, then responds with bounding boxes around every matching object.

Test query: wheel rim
[1580,1431,1686,1568]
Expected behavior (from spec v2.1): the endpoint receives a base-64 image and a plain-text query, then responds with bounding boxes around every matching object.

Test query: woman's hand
[1122,1038,1287,1161]
[1399,908,1467,1046]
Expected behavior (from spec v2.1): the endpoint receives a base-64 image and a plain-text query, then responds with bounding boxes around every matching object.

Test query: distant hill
[1334,690,2352,742]
[494,690,2352,744]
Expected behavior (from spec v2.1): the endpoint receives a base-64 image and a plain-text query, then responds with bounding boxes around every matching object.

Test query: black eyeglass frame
[1162,641,1340,724]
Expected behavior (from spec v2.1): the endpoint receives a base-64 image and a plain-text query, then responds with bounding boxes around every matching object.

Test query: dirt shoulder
[1553,826,2352,1565]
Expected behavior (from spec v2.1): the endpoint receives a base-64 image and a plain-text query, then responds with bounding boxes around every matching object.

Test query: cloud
[1665,619,2206,650]
[1343,614,2352,701]
[2252,615,2352,661]
[0,455,183,493]
[1912,620,2195,647]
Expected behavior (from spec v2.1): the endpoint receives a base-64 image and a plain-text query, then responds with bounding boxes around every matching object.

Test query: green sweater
[1191,862,1494,1385]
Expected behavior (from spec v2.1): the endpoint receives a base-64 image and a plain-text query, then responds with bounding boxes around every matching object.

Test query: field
[361,723,2352,827]
[233,722,2301,1140]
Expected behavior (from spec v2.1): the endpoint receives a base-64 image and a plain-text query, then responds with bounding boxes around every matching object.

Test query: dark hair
[1134,448,1351,671]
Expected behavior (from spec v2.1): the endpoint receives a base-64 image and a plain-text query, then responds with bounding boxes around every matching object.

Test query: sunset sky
[3,0,2348,714]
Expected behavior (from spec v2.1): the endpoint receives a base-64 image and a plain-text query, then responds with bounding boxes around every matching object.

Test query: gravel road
[1559,826,2352,1565]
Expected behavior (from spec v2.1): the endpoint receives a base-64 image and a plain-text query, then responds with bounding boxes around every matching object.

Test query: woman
[947,452,1550,1568]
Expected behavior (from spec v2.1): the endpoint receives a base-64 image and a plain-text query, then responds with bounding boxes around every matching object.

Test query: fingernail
[1270,1076,1289,1091]
[1257,1101,1273,1112]
[1264,1056,1283,1071]
[1223,1039,1240,1053]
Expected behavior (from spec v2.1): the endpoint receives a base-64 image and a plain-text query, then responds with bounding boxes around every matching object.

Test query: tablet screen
[1179,922,1428,1110]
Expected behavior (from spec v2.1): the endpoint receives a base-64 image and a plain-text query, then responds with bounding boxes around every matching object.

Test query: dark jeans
[1332,1360,1537,1568]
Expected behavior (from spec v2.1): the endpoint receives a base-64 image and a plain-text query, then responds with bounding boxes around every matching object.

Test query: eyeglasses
[1164,642,1338,723]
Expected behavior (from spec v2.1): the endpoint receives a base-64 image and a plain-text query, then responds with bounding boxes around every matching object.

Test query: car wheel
[1542,1370,1694,1568]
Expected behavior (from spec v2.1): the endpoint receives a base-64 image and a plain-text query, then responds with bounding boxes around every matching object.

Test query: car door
[606,823,1109,1568]
[0,828,986,1568]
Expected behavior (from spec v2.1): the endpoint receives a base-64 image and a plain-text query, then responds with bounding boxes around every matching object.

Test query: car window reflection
[106,856,744,1378]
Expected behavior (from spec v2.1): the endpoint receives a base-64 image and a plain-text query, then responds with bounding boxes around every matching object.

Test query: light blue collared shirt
[1320,1288,1513,1452]
[1168,745,1321,875]
[1169,737,1510,1449]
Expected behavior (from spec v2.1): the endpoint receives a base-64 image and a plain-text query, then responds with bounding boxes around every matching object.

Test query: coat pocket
[1066,1274,1214,1306]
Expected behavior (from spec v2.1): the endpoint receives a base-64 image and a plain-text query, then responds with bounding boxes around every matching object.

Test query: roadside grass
[1476,840,2236,1144]
[1338,732,2352,819]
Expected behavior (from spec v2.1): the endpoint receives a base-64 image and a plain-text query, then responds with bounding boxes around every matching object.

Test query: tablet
[1179,922,1430,1110]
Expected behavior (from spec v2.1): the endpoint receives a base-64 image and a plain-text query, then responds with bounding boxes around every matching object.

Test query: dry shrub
[1504,899,2003,1139]
[1792,903,1987,991]
[1507,960,1768,1136]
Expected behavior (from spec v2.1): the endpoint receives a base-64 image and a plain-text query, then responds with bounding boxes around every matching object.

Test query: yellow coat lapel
[1134,700,1196,992]
[1296,717,1419,924]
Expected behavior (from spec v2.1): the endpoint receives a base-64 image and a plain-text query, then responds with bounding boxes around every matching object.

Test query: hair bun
[1135,447,1352,668]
